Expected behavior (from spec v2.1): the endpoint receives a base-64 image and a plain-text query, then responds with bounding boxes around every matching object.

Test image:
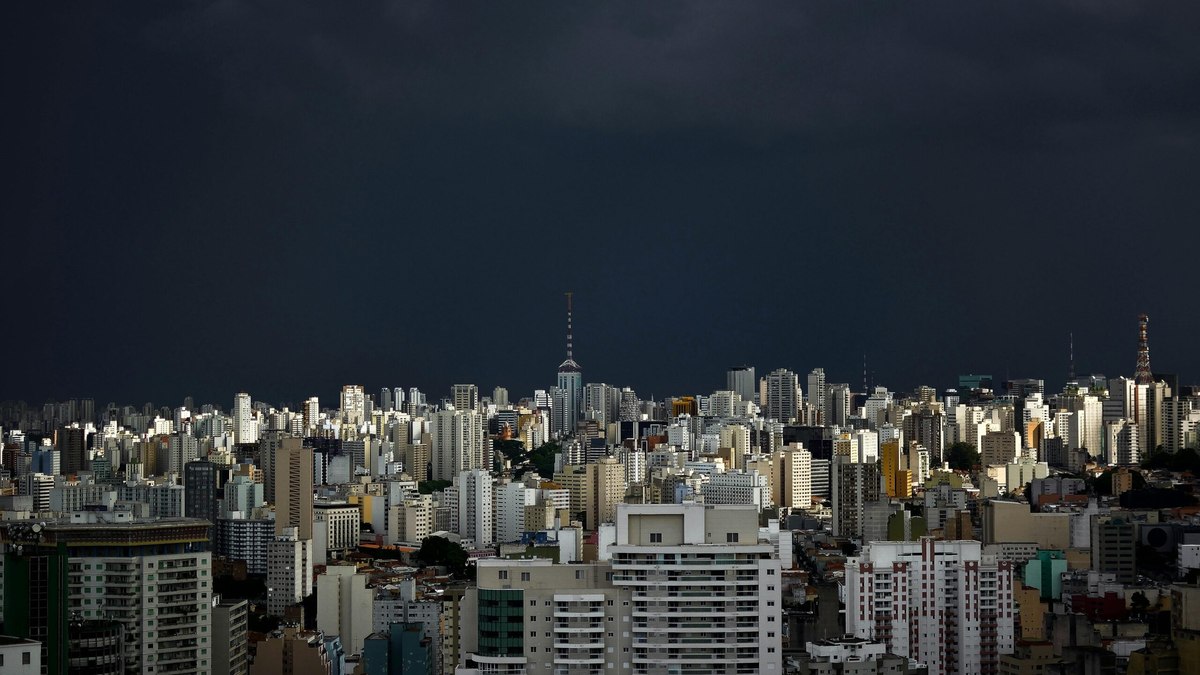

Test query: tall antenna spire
[558,292,581,373]
[863,354,868,394]
[1068,332,1075,383]
[1135,314,1153,384]
[566,291,573,361]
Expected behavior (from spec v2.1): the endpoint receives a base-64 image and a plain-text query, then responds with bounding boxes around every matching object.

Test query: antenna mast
[1135,314,1153,384]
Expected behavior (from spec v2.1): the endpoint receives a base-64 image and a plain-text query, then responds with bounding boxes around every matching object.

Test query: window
[650,533,662,543]
[767,569,775,576]
[576,570,585,580]
[521,572,531,582]
[530,631,537,637]
[529,615,536,622]
[530,600,537,606]
[24,652,33,664]
[499,571,509,580]
[726,533,739,543]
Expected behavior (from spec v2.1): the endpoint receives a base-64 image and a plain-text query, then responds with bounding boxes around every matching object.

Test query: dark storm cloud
[147,1,1200,144]
[6,1,1200,407]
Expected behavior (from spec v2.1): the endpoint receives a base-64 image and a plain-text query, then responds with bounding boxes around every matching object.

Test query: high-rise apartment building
[274,438,314,540]
[778,443,812,510]
[430,409,485,481]
[807,368,827,426]
[454,469,494,547]
[460,503,784,675]
[342,385,366,426]
[183,458,218,525]
[3,515,215,675]
[1090,513,1137,583]
[213,596,250,675]
[764,369,800,424]
[726,366,757,405]
[832,458,881,538]
[56,426,87,476]
[267,526,314,616]
[452,384,480,413]
[846,539,1015,675]
[316,565,374,657]
[233,392,257,445]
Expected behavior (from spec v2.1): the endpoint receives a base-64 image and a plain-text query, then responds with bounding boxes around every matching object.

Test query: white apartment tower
[431,408,486,481]
[455,468,494,547]
[495,480,538,544]
[341,384,366,426]
[316,565,374,656]
[845,538,1015,675]
[267,526,314,615]
[233,392,258,445]
[778,444,812,510]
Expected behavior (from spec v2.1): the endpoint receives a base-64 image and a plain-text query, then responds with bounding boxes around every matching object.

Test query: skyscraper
[807,368,827,426]
[555,292,583,437]
[764,368,800,424]
[56,426,86,476]
[831,457,881,538]
[451,384,479,413]
[233,392,257,445]
[846,539,1015,674]
[726,365,757,404]
[184,458,219,525]
[430,408,485,481]
[341,385,366,426]
[275,438,314,540]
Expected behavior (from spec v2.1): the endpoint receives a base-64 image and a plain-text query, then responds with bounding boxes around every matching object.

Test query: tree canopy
[1142,447,1200,474]
[530,441,560,478]
[945,442,980,471]
[414,535,470,577]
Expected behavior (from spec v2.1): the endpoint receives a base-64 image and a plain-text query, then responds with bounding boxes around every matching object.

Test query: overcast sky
[6,2,1200,408]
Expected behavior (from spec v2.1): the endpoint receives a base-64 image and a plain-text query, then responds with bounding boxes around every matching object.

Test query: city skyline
[0,308,1186,410]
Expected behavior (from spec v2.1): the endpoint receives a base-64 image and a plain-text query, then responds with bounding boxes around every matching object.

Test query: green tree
[529,442,561,478]
[945,442,980,471]
[414,535,470,577]
[494,439,526,463]
[418,480,452,494]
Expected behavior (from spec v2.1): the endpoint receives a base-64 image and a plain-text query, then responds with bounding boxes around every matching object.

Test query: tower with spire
[554,292,583,437]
